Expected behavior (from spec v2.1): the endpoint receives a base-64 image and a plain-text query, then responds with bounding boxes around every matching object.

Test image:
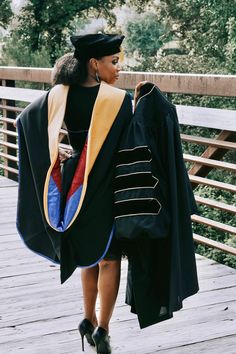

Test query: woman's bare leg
[81,265,99,326]
[97,259,121,331]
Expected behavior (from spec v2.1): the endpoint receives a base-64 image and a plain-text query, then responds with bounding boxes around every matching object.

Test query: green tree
[1,17,89,68]
[1,32,52,68]
[125,12,169,57]
[0,0,13,29]
[15,0,151,64]
[156,0,236,73]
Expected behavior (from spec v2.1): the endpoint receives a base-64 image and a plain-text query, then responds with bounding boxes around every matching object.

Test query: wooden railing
[0,67,236,257]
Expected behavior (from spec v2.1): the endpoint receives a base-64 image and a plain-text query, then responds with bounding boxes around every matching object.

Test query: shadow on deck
[0,176,236,354]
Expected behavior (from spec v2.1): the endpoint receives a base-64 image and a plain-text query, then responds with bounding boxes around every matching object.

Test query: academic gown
[114,83,199,328]
[16,82,132,283]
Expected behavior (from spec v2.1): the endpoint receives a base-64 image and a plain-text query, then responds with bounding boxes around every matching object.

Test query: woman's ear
[89,58,98,71]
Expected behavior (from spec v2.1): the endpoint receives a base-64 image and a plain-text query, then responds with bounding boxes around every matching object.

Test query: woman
[16,33,133,354]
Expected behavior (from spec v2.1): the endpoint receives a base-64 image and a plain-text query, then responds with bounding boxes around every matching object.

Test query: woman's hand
[59,148,72,163]
[134,81,148,109]
[13,119,18,128]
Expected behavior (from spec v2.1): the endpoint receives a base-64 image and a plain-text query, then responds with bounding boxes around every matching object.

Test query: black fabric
[71,33,124,60]
[116,146,151,165]
[115,171,158,190]
[64,84,100,151]
[16,88,133,283]
[103,236,124,261]
[115,83,199,328]
[17,93,61,262]
[115,198,161,217]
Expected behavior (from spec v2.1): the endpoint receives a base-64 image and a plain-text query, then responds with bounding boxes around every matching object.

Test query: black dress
[60,84,99,214]
[61,84,123,261]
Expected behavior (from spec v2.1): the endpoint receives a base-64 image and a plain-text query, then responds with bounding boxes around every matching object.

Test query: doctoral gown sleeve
[16,93,61,263]
[161,106,199,216]
[159,106,199,309]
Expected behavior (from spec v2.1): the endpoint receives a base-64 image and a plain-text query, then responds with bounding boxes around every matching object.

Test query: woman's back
[64,84,100,151]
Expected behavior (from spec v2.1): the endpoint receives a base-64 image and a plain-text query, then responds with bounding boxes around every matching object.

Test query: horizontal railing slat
[0,140,18,149]
[0,152,18,162]
[0,128,17,137]
[177,105,236,132]
[0,104,24,112]
[181,134,236,150]
[0,117,17,124]
[1,87,236,131]
[184,154,236,171]
[195,195,236,213]
[191,215,236,234]
[193,233,236,256]
[189,175,236,193]
[0,163,18,174]
[0,86,45,102]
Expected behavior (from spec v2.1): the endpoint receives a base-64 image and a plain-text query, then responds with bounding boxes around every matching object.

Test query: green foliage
[193,193,236,268]
[125,1,236,75]
[15,0,152,65]
[156,0,236,73]
[1,16,90,68]
[1,32,52,67]
[179,124,236,269]
[0,0,13,29]
[124,12,168,57]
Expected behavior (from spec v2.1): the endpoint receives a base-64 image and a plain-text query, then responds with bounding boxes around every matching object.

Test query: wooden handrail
[1,67,236,96]
[0,67,235,257]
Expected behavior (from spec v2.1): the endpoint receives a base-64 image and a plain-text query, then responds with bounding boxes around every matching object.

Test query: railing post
[1,79,18,181]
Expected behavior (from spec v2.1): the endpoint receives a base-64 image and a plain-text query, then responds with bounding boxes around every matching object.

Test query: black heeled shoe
[92,327,111,354]
[78,318,95,351]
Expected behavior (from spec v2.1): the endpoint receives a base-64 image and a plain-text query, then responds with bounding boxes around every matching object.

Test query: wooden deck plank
[1,176,236,354]
[159,335,236,354]
[1,301,236,353]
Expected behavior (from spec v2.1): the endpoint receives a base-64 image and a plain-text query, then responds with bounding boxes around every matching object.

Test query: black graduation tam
[70,33,125,61]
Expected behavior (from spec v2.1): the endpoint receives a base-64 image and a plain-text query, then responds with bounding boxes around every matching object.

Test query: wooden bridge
[1,175,236,353]
[0,68,236,353]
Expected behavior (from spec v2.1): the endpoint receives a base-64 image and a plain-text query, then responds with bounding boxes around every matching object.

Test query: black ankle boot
[92,327,111,354]
[78,318,95,351]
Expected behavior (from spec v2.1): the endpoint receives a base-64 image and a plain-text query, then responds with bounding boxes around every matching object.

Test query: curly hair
[51,53,88,86]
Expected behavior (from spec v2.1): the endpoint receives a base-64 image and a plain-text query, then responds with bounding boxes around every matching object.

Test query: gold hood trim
[44,82,126,231]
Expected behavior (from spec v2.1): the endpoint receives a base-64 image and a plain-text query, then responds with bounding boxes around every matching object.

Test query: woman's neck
[82,74,100,87]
